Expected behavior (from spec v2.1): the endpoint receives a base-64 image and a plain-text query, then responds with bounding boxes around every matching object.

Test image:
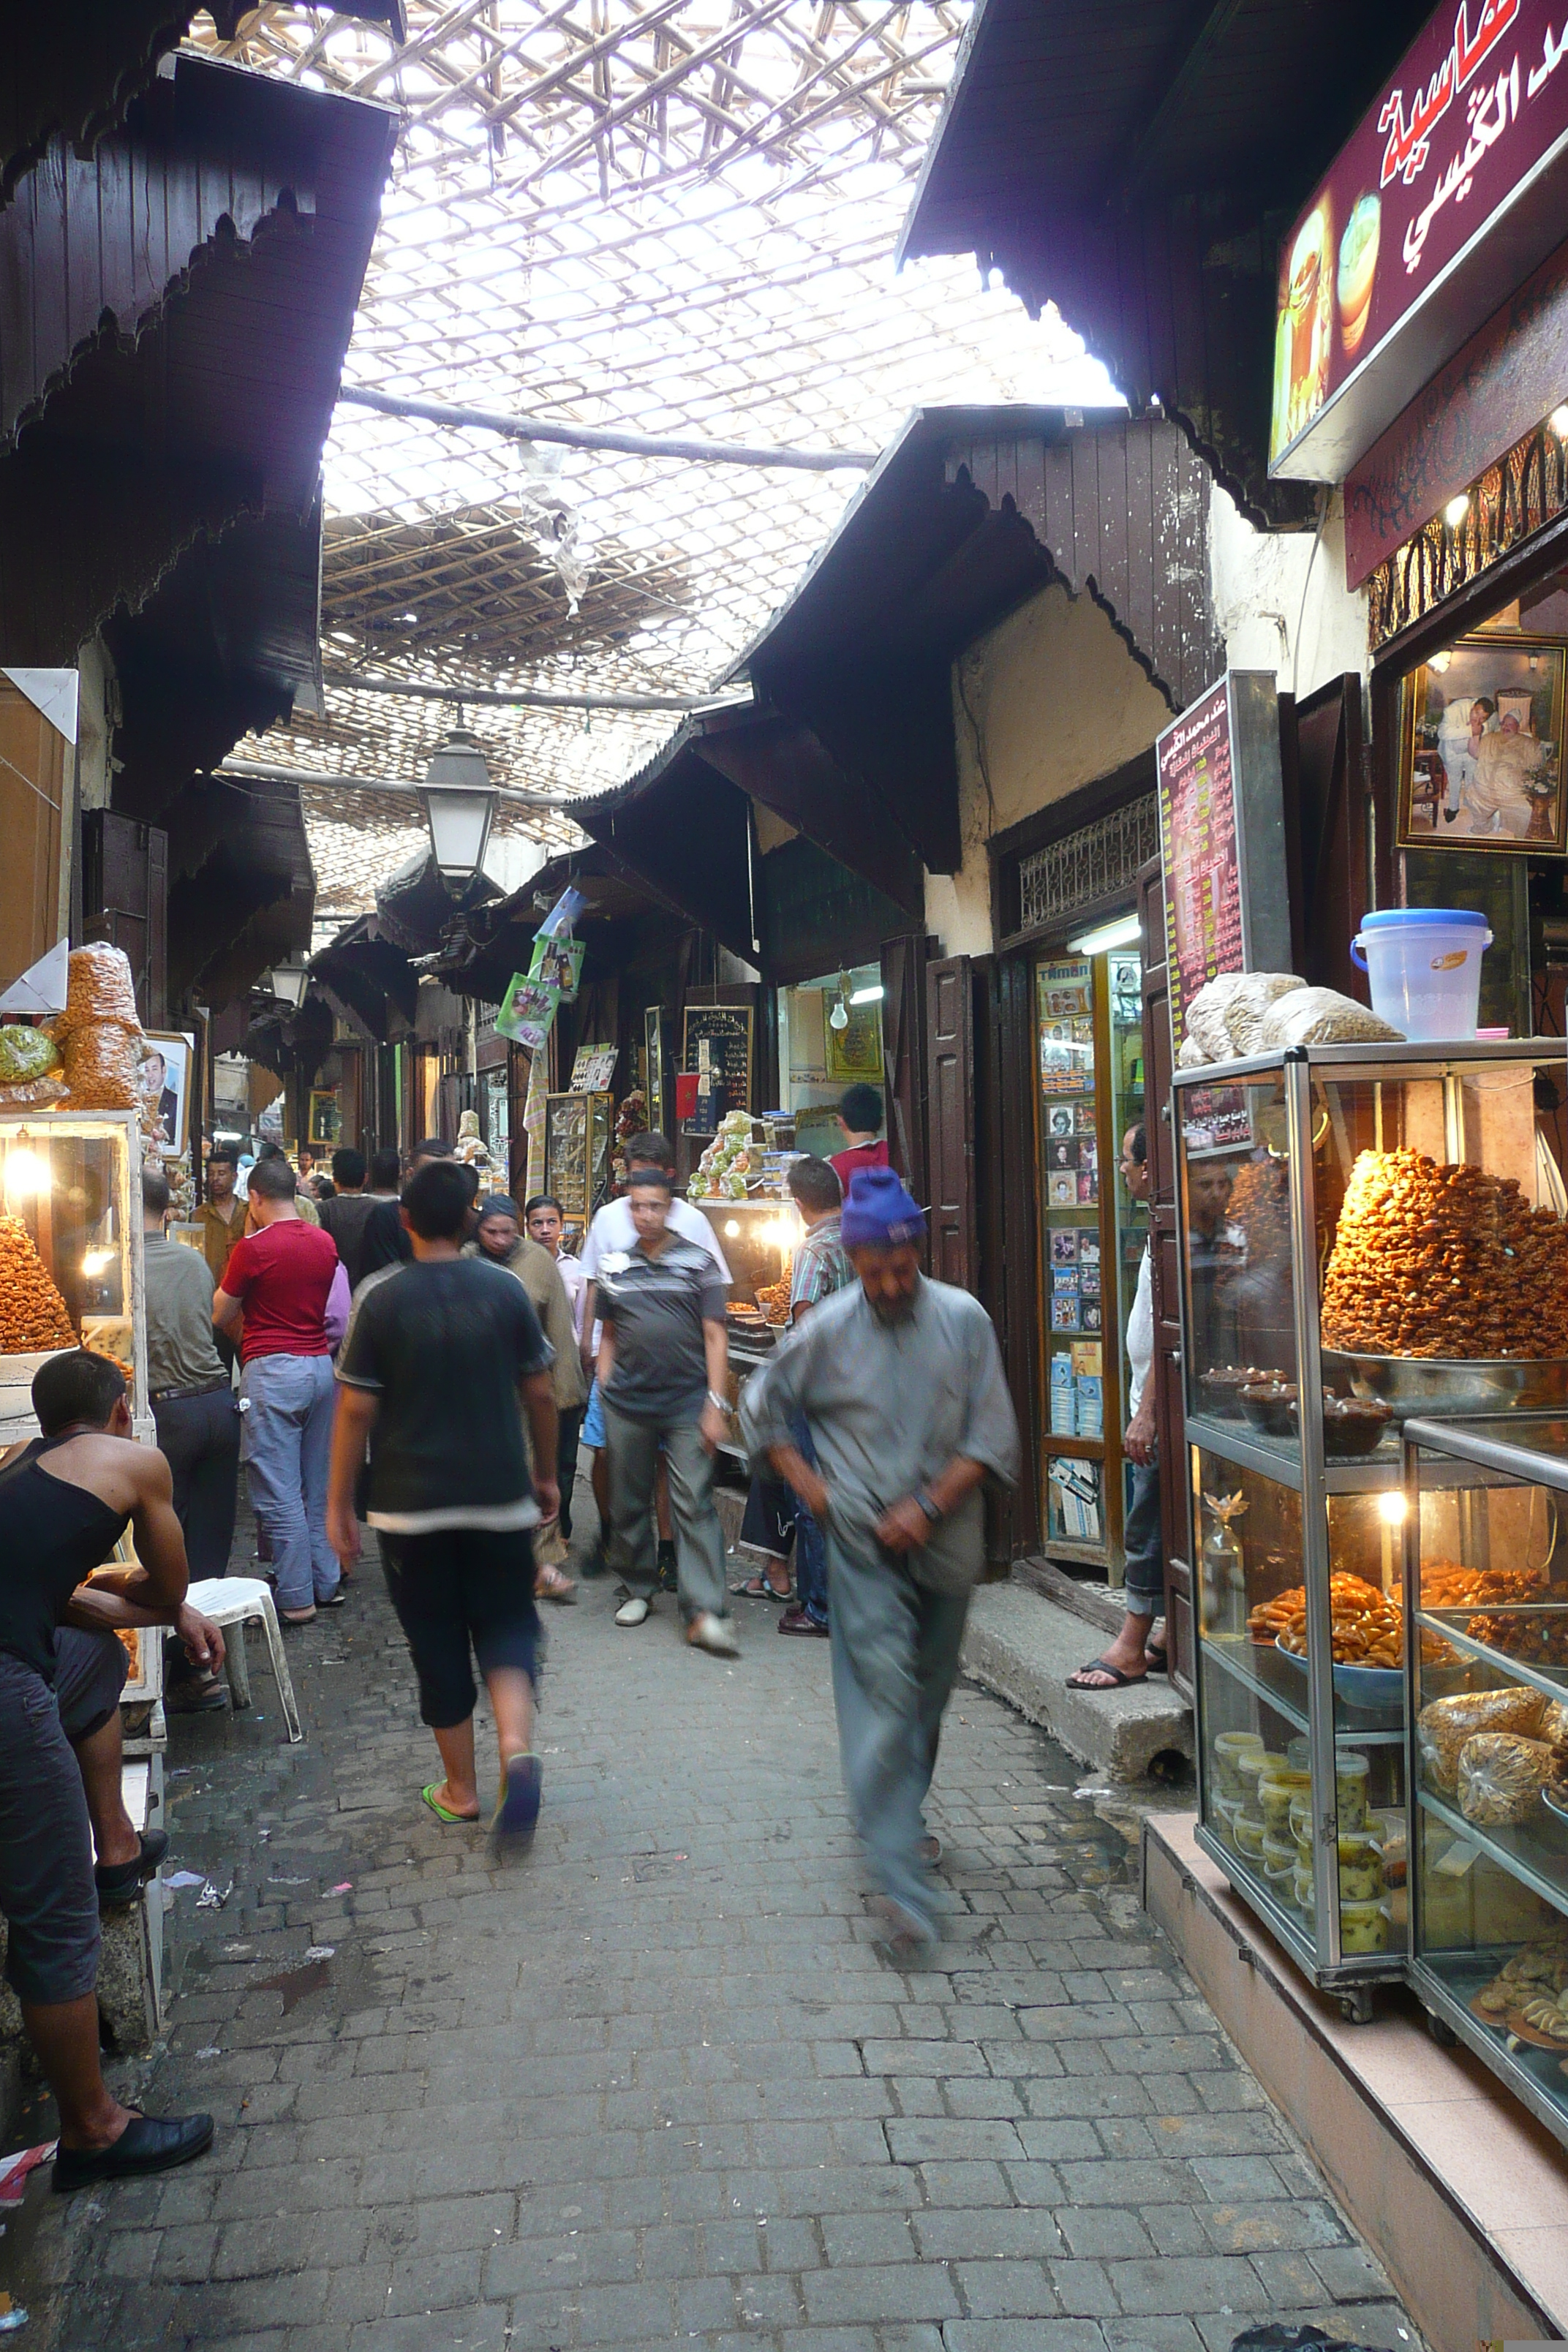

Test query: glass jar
[1337,1828,1384,1903]
[1340,1897,1390,1955]
[1336,1752,1370,1829]
[1213,1730,1266,1801]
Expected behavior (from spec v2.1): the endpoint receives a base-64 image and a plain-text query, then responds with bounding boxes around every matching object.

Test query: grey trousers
[602,1399,728,1621]
[826,1532,970,1940]
[241,1353,339,1612]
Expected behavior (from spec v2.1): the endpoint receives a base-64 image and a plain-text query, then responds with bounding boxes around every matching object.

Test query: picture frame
[1398,634,1567,852]
[823,998,883,1085]
[140,1030,193,1158]
[307,1087,342,1148]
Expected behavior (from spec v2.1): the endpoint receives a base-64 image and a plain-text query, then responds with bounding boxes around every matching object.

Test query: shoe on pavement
[657,1541,679,1593]
[95,1828,171,1908]
[614,1594,651,1627]
[777,1606,828,1638]
[686,1611,739,1658]
[490,1751,543,1855]
[53,2111,214,2192]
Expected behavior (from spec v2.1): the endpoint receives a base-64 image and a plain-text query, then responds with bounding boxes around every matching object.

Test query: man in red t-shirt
[828,1082,891,1198]
[214,1156,343,1621]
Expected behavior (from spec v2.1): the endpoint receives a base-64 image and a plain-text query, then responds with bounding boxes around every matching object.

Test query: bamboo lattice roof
[191,1,1108,900]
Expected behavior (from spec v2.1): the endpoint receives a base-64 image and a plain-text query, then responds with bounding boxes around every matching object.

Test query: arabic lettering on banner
[1156,679,1243,1059]
[1270,0,1568,472]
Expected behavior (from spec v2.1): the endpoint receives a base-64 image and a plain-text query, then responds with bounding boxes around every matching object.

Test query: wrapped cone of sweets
[0,1215,76,1350]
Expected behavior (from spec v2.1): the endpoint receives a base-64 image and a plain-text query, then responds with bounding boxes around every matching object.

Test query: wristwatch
[915,1488,942,1524]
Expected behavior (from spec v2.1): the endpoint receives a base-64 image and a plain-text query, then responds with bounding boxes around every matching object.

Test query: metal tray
[1324,1352,1568,1419]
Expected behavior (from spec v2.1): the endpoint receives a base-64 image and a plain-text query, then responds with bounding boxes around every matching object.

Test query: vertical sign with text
[1156,677,1242,1060]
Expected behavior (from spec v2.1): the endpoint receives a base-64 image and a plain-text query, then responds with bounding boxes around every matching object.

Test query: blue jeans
[792,1415,828,1627]
[242,1354,339,1612]
[1123,1447,1163,1614]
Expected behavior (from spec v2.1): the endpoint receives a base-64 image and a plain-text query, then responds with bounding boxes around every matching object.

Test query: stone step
[960,1577,1194,1784]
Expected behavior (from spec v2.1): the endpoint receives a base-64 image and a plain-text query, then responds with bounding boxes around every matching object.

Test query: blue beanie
[841,1165,926,1250]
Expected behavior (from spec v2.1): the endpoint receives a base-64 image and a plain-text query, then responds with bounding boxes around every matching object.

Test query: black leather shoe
[95,1828,170,1907]
[53,2111,214,2192]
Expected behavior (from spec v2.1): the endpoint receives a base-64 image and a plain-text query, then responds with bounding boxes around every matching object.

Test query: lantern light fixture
[419,728,499,883]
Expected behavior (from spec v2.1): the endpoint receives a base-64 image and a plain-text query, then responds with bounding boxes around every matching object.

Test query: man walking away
[326,1160,559,1847]
[0,1351,222,2189]
[468,1195,584,1601]
[596,1168,736,1656]
[742,1167,1019,1959]
[526,1194,586,1542]
[214,1155,342,1623]
[319,1149,378,1289]
[828,1083,889,1196]
[143,1167,241,1581]
[777,1155,852,1639]
[1068,1123,1166,1690]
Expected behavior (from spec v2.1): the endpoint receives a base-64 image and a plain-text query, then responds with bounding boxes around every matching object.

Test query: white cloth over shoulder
[579,1194,731,1284]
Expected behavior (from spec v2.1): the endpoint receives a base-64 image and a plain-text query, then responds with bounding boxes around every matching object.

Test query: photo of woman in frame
[1400,636,1567,852]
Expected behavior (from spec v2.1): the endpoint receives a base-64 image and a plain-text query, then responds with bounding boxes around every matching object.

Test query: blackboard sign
[682,1003,753,1115]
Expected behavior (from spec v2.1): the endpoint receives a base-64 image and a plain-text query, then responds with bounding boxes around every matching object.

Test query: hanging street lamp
[419,727,499,885]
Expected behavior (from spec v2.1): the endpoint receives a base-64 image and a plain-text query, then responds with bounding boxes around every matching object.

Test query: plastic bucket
[1350,908,1491,1041]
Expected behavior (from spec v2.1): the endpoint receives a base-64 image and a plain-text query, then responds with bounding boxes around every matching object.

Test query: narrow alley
[15,1550,1415,2352]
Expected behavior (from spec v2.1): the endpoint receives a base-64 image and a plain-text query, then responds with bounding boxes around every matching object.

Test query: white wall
[1209,482,1371,701]
[924,579,1174,957]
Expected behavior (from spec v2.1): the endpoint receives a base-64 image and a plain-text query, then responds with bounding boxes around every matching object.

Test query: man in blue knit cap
[741,1166,1018,1959]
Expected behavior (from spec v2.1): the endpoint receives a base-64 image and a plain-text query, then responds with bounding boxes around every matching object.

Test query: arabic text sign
[1270,0,1568,480]
[1156,679,1242,1058]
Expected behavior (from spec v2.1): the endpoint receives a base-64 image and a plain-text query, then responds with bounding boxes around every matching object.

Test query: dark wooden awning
[166,773,314,1010]
[897,0,1434,524]
[732,406,1223,873]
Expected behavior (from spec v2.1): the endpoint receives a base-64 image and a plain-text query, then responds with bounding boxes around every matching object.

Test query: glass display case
[1175,1039,1568,2010]
[1403,1413,1568,2146]
[543,1090,614,1241]
[0,1109,148,1441]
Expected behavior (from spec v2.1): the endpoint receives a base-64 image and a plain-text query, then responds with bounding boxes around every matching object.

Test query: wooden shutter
[926,954,976,1290]
[1139,852,1195,1698]
[878,930,928,1206]
[80,810,168,1028]
[1291,674,1368,999]
[0,683,67,992]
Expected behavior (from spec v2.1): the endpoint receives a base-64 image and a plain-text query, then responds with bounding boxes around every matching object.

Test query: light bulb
[4,1148,48,1202]
[81,1248,114,1278]
[829,999,849,1030]
[1551,404,1568,438]
[1377,1490,1408,1526]
[1428,649,1452,674]
[1444,494,1471,527]
[723,1218,741,1237]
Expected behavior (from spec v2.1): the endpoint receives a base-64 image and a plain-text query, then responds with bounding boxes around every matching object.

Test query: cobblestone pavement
[13,1507,1420,2352]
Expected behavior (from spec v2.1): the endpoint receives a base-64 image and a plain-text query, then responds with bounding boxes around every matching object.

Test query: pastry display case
[1175,1040,1568,2012]
[543,1090,614,1239]
[0,1109,148,1442]
[1402,1414,1568,2146]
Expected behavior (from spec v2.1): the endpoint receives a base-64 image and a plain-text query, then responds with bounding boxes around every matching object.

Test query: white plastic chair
[184,1576,304,1744]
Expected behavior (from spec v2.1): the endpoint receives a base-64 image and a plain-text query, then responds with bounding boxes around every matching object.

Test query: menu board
[682,1004,753,1115]
[1156,680,1240,1058]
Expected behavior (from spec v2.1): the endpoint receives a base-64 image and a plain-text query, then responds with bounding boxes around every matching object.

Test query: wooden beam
[336,385,877,472]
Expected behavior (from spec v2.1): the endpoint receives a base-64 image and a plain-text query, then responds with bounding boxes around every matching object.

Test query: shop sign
[1270,0,1568,483]
[1156,672,1292,1060]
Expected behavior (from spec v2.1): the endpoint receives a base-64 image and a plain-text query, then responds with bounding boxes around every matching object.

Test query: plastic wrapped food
[1419,1686,1547,1793]
[1458,1731,1554,1825]
[1256,985,1403,1048]
[56,943,140,1035]
[0,1025,60,1084]
[0,1073,68,1109]
[61,1020,143,1109]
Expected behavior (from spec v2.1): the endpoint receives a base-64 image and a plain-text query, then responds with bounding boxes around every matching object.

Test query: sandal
[1066,1656,1147,1690]
[1145,1643,1169,1676]
[728,1573,791,1602]
[535,1563,577,1605]
[421,1784,480,1825]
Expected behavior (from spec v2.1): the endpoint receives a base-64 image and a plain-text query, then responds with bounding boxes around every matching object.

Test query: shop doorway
[775,962,887,1161]
[1032,932,1147,1581]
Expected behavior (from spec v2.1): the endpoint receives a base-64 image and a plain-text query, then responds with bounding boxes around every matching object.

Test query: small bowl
[1319,1395,1394,1457]
[1198,1365,1269,1416]
[1240,1381,1298,1436]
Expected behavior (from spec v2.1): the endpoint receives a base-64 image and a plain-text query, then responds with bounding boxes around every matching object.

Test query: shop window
[776,964,886,1161]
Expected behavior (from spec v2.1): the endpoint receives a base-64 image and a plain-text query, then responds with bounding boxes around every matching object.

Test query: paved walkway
[15,1509,1419,2352]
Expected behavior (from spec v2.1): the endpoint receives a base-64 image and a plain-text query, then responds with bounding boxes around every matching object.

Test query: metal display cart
[1402,1412,1568,2146]
[0,1107,149,1442]
[1175,1039,1567,2017]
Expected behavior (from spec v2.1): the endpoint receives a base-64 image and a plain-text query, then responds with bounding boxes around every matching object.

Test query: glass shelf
[1416,1786,1568,1931]
[1205,1633,1405,1744]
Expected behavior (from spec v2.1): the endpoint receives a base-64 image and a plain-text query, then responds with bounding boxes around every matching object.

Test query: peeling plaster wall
[925,580,1173,958]
[1210,483,1371,699]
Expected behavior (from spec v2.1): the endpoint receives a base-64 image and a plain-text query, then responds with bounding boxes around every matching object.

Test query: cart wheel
[1338,1989,1376,2026]
[1425,2010,1458,2048]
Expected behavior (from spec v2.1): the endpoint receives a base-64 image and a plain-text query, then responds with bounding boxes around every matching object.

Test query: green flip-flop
[421,1784,479,1825]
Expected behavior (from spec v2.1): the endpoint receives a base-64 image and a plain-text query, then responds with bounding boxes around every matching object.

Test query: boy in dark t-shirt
[328,1161,559,1849]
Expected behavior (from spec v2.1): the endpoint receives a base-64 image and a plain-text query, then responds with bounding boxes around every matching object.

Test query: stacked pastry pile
[0,1214,75,1350]
[1321,1147,1568,1358]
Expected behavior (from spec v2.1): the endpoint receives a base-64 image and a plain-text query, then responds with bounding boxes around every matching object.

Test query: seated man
[0,1351,224,2190]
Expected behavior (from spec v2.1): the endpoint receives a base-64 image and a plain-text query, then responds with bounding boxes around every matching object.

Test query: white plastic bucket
[1350,908,1491,1041]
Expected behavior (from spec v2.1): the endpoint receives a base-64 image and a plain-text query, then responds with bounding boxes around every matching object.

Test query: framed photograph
[140,1031,193,1158]
[1399,635,1567,851]
[823,999,883,1085]
[307,1088,342,1148]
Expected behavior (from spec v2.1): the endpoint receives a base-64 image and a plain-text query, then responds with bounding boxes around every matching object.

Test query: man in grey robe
[740,1166,1019,1956]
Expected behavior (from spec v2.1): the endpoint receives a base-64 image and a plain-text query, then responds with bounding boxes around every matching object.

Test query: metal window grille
[1017,796,1160,933]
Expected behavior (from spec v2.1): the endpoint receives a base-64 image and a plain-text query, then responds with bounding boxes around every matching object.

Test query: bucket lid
[1357,907,1490,930]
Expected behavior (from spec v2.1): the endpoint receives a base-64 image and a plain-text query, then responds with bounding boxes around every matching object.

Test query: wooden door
[1139,852,1194,1697]
[879,929,928,1207]
[0,682,67,993]
[926,954,976,1290]
[80,810,167,1028]
[1292,675,1368,1000]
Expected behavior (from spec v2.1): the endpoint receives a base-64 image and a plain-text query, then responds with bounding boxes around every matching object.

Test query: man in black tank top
[0,1350,223,2190]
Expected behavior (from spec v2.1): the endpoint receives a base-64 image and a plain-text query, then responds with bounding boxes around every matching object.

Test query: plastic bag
[1417,1685,1546,1793]
[1256,985,1403,1048]
[0,1073,68,1109]
[61,1021,143,1109]
[1458,1730,1553,1825]
[0,1024,59,1084]
[56,943,140,1035]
